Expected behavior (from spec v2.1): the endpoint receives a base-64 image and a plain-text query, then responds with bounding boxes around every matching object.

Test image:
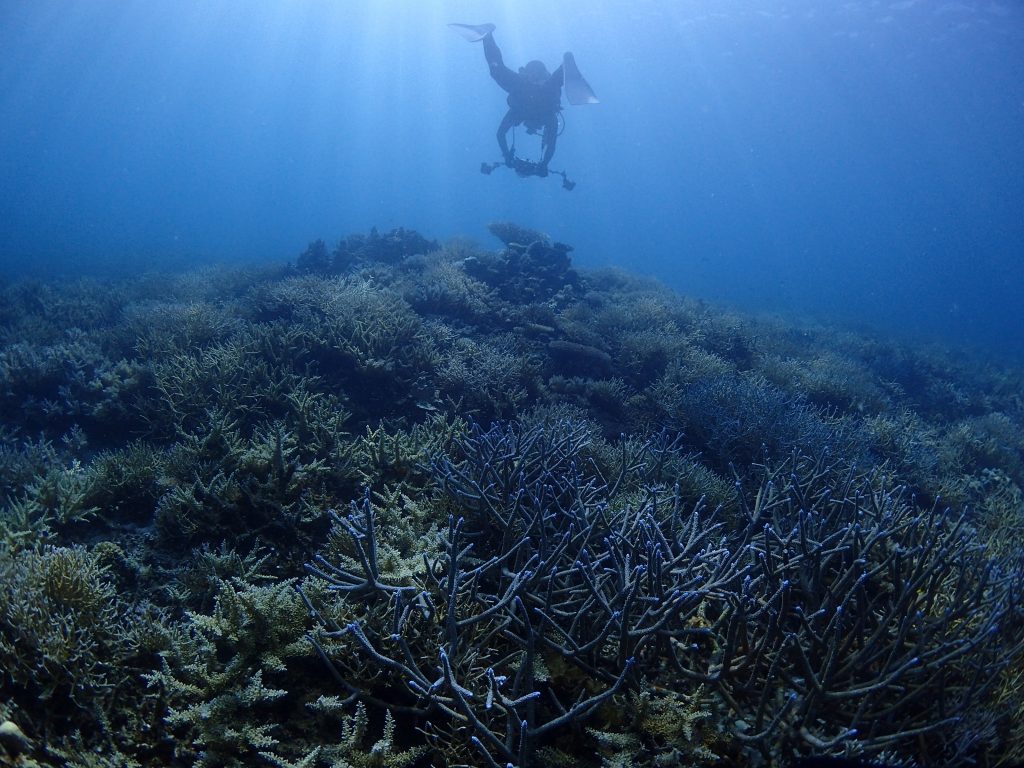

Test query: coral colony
[1,224,1023,767]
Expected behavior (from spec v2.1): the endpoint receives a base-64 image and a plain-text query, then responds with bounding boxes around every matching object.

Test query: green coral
[145,578,310,767]
[1,456,100,546]
[629,687,723,765]
[0,544,163,753]
[265,699,427,768]
[153,412,340,561]
[1,227,1023,766]
[351,411,465,488]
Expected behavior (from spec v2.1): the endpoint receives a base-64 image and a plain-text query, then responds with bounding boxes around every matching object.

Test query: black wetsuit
[483,33,563,170]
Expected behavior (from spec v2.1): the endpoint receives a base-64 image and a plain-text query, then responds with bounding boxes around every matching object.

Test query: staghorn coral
[544,376,635,433]
[710,453,1022,764]
[316,486,448,592]
[962,467,1024,559]
[666,370,844,469]
[147,335,296,436]
[173,542,277,613]
[302,420,744,768]
[3,225,1024,766]
[759,350,891,415]
[1,457,100,546]
[431,329,535,420]
[945,410,1024,483]
[0,333,147,440]
[351,412,466,489]
[629,687,721,763]
[153,409,347,564]
[240,275,440,421]
[0,544,167,757]
[123,298,241,359]
[302,419,1024,767]
[397,248,499,325]
[561,687,722,767]
[145,578,311,767]
[84,439,169,522]
[263,698,428,768]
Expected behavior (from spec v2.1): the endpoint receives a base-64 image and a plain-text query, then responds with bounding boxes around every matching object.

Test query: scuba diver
[450,23,598,190]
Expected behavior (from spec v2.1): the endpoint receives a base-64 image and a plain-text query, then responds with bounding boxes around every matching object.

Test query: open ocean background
[1,0,1022,360]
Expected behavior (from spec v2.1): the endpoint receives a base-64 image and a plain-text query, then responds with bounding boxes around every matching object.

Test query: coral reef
[0,544,170,760]
[302,423,1021,766]
[297,227,440,274]
[1,225,1022,767]
[144,577,311,767]
[460,221,581,303]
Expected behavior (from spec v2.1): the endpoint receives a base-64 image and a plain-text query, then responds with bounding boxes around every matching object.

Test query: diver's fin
[448,23,496,42]
[562,52,599,105]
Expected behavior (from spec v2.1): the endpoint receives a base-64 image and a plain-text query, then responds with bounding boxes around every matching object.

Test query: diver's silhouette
[450,23,598,189]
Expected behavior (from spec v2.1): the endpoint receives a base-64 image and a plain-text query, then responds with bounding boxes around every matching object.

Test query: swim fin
[448,23,496,42]
[562,52,599,105]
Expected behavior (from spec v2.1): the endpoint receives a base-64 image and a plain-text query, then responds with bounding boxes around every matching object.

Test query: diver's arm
[540,115,558,170]
[496,110,517,163]
[544,65,565,92]
[542,68,565,168]
[483,32,518,92]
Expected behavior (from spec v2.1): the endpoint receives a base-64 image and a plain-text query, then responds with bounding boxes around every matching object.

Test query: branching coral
[0,334,147,439]
[303,421,1024,767]
[0,545,163,753]
[710,453,1023,763]
[145,578,311,767]
[3,226,1024,767]
[1,458,100,546]
[263,698,428,768]
[302,420,744,767]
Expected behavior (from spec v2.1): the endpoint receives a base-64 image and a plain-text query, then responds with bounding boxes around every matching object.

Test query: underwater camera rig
[481,157,576,191]
[479,115,577,190]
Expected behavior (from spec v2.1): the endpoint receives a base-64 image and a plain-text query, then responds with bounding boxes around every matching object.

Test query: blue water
[2,1,1022,358]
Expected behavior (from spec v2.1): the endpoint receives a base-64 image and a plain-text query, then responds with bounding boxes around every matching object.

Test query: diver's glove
[536,163,549,178]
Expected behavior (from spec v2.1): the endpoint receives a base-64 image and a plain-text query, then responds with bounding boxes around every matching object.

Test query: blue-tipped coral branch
[302,421,1024,766]
[301,420,743,766]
